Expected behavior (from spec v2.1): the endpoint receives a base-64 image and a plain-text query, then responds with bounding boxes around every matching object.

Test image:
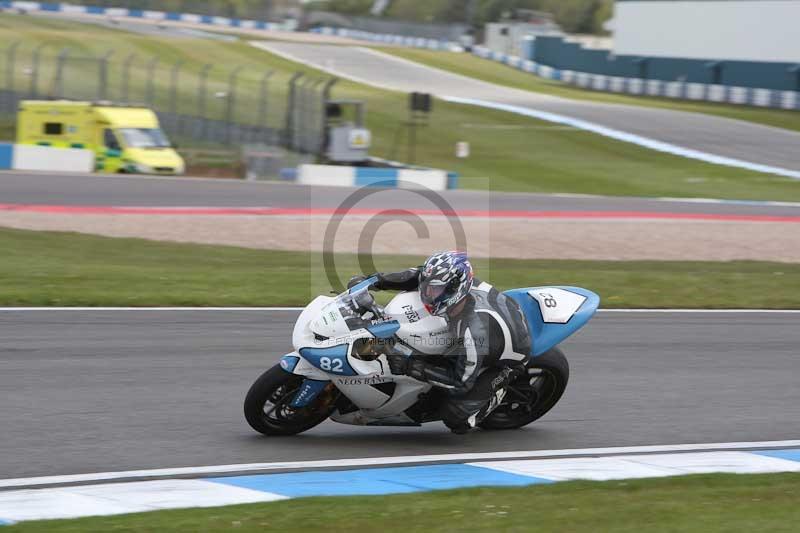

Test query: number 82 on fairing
[319,357,344,373]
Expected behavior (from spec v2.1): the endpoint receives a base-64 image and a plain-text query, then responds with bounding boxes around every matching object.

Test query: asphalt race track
[2,309,798,480]
[257,43,800,173]
[2,171,799,217]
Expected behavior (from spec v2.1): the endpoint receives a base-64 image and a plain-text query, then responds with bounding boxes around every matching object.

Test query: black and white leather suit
[357,268,533,432]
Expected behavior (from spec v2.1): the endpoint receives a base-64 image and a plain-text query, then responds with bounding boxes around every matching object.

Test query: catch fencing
[0,42,336,155]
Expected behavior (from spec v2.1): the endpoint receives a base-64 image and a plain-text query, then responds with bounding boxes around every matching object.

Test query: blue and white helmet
[419,251,474,316]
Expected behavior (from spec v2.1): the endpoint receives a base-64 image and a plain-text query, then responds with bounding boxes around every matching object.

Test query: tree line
[81,1,614,35]
[313,0,615,35]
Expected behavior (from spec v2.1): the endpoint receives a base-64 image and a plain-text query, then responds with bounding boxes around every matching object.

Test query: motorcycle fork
[307,383,339,413]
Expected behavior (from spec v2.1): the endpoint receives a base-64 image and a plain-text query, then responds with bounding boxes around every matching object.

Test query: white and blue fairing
[281,277,404,407]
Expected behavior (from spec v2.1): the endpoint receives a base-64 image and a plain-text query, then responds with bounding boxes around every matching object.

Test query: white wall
[485,22,561,58]
[297,164,355,187]
[12,145,95,173]
[614,1,800,62]
[398,169,447,190]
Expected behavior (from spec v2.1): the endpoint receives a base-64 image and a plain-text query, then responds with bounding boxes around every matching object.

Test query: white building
[613,0,800,63]
[484,10,562,57]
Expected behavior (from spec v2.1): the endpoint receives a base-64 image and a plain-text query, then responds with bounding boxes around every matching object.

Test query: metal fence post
[6,41,20,92]
[30,43,48,97]
[121,53,137,102]
[197,63,212,140]
[284,72,304,150]
[53,48,70,99]
[296,78,308,152]
[319,77,338,157]
[169,59,184,115]
[98,50,114,100]
[225,66,244,145]
[295,78,310,152]
[306,78,324,153]
[258,70,273,132]
[145,56,160,105]
[298,77,318,153]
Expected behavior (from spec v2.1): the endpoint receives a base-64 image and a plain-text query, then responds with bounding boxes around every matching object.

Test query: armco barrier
[0,143,94,172]
[310,26,457,51]
[296,164,457,190]
[0,1,287,31]
[472,46,800,111]
[528,35,800,92]
[0,143,12,169]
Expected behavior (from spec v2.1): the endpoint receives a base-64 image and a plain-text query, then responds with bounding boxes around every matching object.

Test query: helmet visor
[419,279,454,314]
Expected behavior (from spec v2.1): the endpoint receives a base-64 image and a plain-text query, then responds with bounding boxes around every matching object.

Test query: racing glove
[385,351,409,375]
[385,352,432,383]
[384,345,424,377]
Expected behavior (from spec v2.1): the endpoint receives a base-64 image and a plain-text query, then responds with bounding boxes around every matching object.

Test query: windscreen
[118,128,171,149]
[333,287,372,331]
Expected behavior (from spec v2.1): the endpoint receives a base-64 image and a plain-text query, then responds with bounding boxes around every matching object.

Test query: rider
[349,251,532,434]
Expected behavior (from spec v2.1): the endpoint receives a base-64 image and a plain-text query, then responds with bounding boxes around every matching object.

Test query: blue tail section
[504,286,599,356]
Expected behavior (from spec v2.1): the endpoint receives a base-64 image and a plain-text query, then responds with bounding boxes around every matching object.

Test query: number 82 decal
[319,356,344,373]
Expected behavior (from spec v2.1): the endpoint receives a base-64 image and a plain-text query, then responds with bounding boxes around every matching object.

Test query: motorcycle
[244,277,599,435]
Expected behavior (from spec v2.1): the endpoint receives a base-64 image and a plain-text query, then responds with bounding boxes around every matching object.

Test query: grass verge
[1,228,799,308]
[1,14,799,200]
[381,48,800,134]
[6,473,800,532]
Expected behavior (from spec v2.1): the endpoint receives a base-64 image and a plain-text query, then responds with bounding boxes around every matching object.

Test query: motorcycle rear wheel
[244,365,337,436]
[479,347,569,430]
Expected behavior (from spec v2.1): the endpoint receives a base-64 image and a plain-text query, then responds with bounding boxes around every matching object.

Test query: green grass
[381,48,800,133]
[2,14,800,199]
[7,473,800,532]
[2,227,799,308]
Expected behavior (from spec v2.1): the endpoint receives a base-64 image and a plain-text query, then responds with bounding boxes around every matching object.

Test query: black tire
[244,365,336,436]
[479,347,569,430]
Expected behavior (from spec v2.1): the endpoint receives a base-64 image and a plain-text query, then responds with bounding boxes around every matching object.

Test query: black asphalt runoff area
[1,310,799,480]
[2,171,800,216]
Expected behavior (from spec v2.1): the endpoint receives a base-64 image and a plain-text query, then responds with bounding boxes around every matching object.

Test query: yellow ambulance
[16,100,185,175]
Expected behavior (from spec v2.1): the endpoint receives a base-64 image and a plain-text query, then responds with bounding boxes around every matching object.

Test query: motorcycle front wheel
[244,365,337,436]
[479,347,569,430]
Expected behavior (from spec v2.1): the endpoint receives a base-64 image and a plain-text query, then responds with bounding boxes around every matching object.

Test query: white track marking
[442,96,800,180]
[2,440,799,489]
[471,451,800,482]
[654,197,800,208]
[0,480,285,522]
